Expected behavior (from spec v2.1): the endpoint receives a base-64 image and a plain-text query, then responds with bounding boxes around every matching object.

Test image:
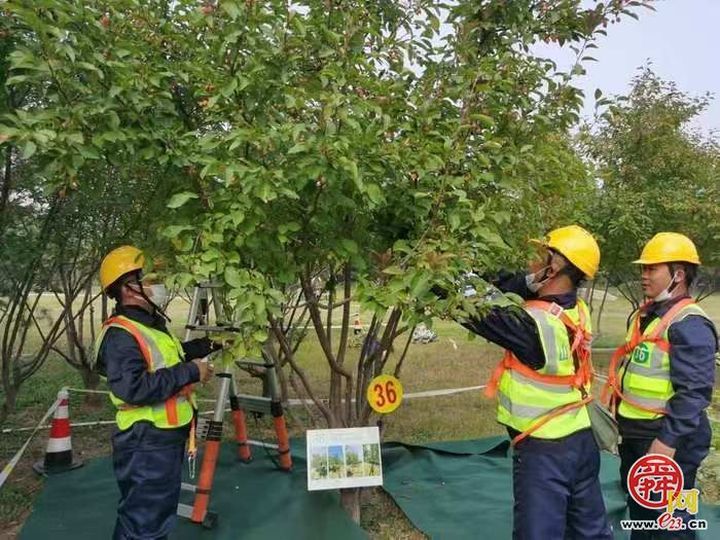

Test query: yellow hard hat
[99,245,145,291]
[633,232,701,265]
[530,225,600,279]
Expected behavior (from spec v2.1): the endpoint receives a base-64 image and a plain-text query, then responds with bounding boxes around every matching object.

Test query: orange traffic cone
[33,389,83,475]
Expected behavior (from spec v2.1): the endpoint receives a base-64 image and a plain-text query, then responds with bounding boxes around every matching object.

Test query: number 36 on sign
[367,374,403,414]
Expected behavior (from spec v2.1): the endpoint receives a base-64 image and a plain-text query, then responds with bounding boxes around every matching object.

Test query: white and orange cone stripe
[33,388,83,475]
[46,391,71,452]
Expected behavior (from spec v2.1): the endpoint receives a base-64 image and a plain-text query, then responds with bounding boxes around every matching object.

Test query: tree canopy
[581,67,720,304]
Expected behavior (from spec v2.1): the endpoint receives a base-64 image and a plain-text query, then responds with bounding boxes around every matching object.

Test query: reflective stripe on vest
[94,315,195,431]
[617,300,709,420]
[492,299,592,440]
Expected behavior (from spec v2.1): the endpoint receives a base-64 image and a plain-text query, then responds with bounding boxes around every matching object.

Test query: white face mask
[525,266,551,293]
[148,284,169,309]
[652,272,680,302]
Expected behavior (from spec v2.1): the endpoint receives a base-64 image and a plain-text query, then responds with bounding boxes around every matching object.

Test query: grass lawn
[1,291,719,538]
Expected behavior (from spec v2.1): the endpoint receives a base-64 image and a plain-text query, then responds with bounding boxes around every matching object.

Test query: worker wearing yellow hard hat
[604,232,717,538]
[99,245,145,292]
[529,224,601,281]
[95,246,214,540]
[633,232,701,265]
[438,225,611,539]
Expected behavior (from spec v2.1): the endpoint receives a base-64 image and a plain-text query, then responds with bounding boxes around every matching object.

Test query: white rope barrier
[64,387,111,395]
[0,394,62,489]
[2,381,719,493]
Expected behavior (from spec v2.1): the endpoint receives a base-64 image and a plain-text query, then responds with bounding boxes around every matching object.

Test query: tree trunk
[330,371,342,420]
[0,144,13,235]
[340,488,361,524]
[0,384,18,426]
[334,402,361,521]
[80,367,103,407]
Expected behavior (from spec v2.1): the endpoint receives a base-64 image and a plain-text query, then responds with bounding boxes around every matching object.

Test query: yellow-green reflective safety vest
[496,300,592,439]
[618,301,709,421]
[95,315,196,431]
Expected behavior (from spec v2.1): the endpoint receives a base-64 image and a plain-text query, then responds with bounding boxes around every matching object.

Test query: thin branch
[393,325,415,379]
[355,313,380,417]
[300,272,352,379]
[50,346,80,368]
[376,308,402,375]
[336,264,353,366]
[15,286,45,365]
[294,297,352,310]
[326,270,335,353]
[268,315,333,425]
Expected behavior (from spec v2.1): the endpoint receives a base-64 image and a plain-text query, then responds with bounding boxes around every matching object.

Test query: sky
[537,0,720,135]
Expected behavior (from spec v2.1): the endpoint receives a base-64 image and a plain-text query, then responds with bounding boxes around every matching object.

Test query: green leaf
[200,248,221,262]
[167,192,199,209]
[476,227,505,247]
[79,146,100,159]
[257,183,276,202]
[108,111,120,130]
[470,114,495,127]
[0,125,19,139]
[366,183,384,204]
[411,273,431,298]
[5,75,29,85]
[221,1,242,19]
[382,266,404,275]
[237,75,250,90]
[221,77,238,97]
[67,133,84,145]
[162,225,194,238]
[344,158,359,183]
[231,210,245,225]
[224,266,244,288]
[78,62,103,78]
[288,142,308,154]
[481,141,502,151]
[448,213,460,230]
[253,296,266,317]
[22,141,36,159]
[341,239,358,254]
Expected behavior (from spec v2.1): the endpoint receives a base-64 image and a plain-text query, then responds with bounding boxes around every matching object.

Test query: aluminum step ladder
[177,283,292,529]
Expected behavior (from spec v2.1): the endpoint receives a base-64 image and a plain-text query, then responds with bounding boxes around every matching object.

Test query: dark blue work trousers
[619,422,711,540]
[512,428,612,540]
[111,421,188,540]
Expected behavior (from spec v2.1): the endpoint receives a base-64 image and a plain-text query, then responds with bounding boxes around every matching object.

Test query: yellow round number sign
[367,375,403,414]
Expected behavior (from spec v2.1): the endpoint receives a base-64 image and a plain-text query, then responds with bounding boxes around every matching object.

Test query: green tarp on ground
[21,436,720,539]
[382,437,720,539]
[20,440,366,540]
